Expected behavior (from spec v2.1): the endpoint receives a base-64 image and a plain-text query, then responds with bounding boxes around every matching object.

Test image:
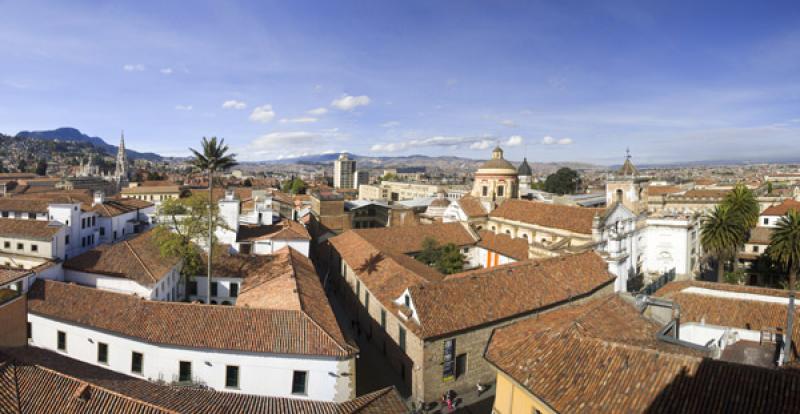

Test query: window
[131,352,143,374]
[99,227,105,236]
[28,213,36,220]
[3,241,9,249]
[230,283,239,298]
[482,186,488,197]
[764,218,769,225]
[65,235,69,245]
[92,216,96,226]
[753,245,760,253]
[497,185,504,197]
[17,243,23,250]
[31,244,38,252]
[381,309,387,329]
[456,353,467,378]
[291,371,308,395]
[27,322,31,340]
[179,361,192,382]
[113,231,117,240]
[404,294,410,307]
[399,327,406,351]
[57,331,66,351]
[365,292,370,310]
[225,365,240,388]
[81,218,86,229]
[1,212,7,218]
[98,342,108,364]
[356,280,361,298]
[210,282,218,297]
[188,281,198,296]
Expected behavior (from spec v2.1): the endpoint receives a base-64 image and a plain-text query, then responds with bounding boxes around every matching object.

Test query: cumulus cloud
[160,68,173,75]
[542,136,572,145]
[123,64,145,72]
[371,136,497,153]
[280,117,318,124]
[249,105,275,123]
[307,107,328,115]
[381,121,400,128]
[331,94,370,110]
[222,100,247,110]
[175,105,192,111]
[506,135,523,146]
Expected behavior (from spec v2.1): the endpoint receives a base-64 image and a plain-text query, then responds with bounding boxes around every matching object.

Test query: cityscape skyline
[1,1,798,164]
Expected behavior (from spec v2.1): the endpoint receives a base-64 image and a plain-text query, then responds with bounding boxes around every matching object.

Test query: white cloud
[280,117,318,124]
[469,140,493,150]
[542,136,572,145]
[381,121,400,128]
[160,68,173,75]
[307,107,328,115]
[249,105,275,123]
[222,100,247,110]
[371,136,495,153]
[500,119,518,127]
[175,105,192,111]
[331,94,371,111]
[123,64,145,72]
[506,135,523,146]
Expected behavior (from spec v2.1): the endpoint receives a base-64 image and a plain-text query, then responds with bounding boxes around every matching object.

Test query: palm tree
[723,183,759,269]
[767,209,800,363]
[189,137,237,304]
[701,204,745,283]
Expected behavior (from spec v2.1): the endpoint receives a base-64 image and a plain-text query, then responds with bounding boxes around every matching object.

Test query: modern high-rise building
[333,153,356,189]
[354,170,369,189]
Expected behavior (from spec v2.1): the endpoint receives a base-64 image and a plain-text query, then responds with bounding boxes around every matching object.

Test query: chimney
[93,191,105,206]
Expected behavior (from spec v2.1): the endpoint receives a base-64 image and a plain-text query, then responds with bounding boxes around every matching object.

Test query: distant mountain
[15,127,162,161]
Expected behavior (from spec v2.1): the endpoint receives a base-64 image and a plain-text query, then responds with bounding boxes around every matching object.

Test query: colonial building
[470,146,519,205]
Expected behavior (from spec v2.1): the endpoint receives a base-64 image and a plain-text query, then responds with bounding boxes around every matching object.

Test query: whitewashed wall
[27,314,355,401]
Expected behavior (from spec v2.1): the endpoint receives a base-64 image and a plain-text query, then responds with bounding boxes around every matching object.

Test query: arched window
[615,189,623,203]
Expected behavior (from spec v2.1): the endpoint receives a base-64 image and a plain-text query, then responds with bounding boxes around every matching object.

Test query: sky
[0,0,798,164]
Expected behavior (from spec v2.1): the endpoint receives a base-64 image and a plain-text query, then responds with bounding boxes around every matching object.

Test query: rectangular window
[65,235,69,245]
[28,213,36,220]
[17,243,23,250]
[399,327,406,351]
[131,352,143,374]
[291,371,308,395]
[92,216,96,226]
[31,244,38,252]
[210,282,218,297]
[230,283,239,298]
[456,353,467,378]
[381,309,387,329]
[27,322,31,340]
[81,218,86,229]
[57,331,66,351]
[188,281,198,296]
[365,291,370,310]
[356,280,361,298]
[225,365,240,388]
[179,361,192,382]
[1,212,7,218]
[764,218,769,225]
[3,241,9,249]
[753,245,760,253]
[98,342,108,364]
[100,227,105,236]
[443,339,456,381]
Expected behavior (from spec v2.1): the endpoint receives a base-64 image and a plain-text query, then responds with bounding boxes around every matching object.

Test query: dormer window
[404,294,410,307]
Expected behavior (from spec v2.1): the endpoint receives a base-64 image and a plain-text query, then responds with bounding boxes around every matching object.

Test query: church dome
[478,146,517,173]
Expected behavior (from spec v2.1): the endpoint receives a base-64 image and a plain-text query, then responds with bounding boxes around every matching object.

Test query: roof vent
[73,383,91,402]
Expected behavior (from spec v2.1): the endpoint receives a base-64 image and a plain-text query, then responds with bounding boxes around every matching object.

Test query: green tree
[722,183,759,269]
[379,173,398,182]
[701,204,745,283]
[416,237,441,266]
[281,178,307,194]
[189,137,237,304]
[543,167,581,195]
[766,209,800,363]
[435,243,465,274]
[35,159,48,176]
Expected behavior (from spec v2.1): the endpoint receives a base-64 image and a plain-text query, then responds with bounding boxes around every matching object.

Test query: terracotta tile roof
[655,281,800,349]
[0,218,63,241]
[456,195,487,218]
[490,199,603,234]
[9,192,153,217]
[63,229,179,288]
[648,185,682,196]
[407,251,614,338]
[476,230,529,260]
[762,200,800,216]
[219,247,356,356]
[748,227,773,245]
[0,348,407,414]
[351,222,478,254]
[237,220,310,242]
[0,267,31,285]
[27,279,356,358]
[0,198,50,214]
[121,185,182,194]
[89,197,154,217]
[486,294,800,413]
[680,189,729,198]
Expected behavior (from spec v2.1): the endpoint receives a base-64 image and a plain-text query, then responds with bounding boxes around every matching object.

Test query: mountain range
[15,128,162,161]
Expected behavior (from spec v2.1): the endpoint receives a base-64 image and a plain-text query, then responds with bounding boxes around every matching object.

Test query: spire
[115,130,129,182]
[618,148,638,177]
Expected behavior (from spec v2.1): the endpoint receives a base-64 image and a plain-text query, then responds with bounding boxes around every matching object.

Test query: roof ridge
[124,238,157,283]
[347,386,396,412]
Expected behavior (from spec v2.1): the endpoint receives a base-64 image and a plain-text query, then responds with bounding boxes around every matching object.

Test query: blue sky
[1,1,798,164]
